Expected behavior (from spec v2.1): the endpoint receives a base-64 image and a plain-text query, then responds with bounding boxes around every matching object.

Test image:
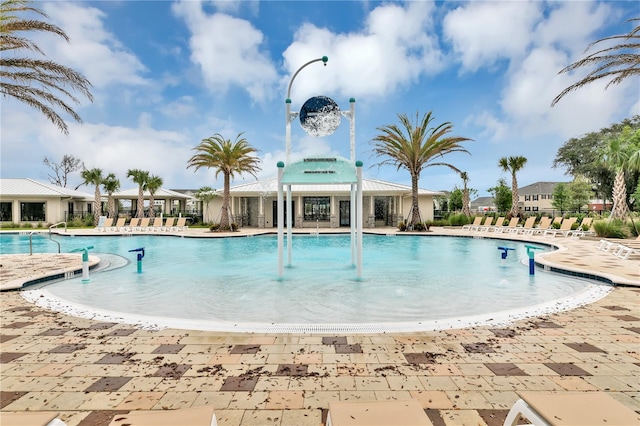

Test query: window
[533,206,539,212]
[303,197,330,221]
[20,202,45,222]
[524,206,531,212]
[0,202,12,221]
[524,195,531,201]
[533,195,539,201]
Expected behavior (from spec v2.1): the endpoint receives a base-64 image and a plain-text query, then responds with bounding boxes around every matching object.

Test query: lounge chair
[528,217,552,235]
[94,215,107,231]
[543,217,577,237]
[162,217,175,231]
[0,411,68,425]
[326,399,432,426]
[108,405,218,426]
[124,218,140,232]
[486,216,506,232]
[568,217,594,238]
[97,217,113,232]
[149,217,164,232]
[477,216,497,232]
[503,391,640,426]
[495,217,520,233]
[612,236,640,260]
[110,217,126,232]
[172,217,188,231]
[135,218,150,232]
[511,216,536,234]
[462,216,483,231]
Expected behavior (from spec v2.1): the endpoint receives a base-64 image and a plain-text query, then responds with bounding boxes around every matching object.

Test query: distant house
[518,181,567,214]
[470,196,496,213]
[0,178,93,224]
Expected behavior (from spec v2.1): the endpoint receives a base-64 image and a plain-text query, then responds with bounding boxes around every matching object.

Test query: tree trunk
[610,170,628,221]
[411,173,421,226]
[149,195,155,219]
[220,171,231,231]
[93,186,102,225]
[136,186,144,218]
[108,195,115,218]
[510,175,519,218]
[462,188,471,217]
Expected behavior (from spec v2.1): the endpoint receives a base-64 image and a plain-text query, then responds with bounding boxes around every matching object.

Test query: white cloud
[282,1,444,103]
[41,2,149,89]
[172,0,278,103]
[443,1,542,72]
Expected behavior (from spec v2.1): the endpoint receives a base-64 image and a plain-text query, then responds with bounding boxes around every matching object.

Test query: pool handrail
[29,231,61,255]
[49,222,67,234]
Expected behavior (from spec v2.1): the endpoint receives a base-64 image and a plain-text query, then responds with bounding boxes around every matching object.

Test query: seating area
[464,215,594,238]
[89,216,189,233]
[597,235,640,260]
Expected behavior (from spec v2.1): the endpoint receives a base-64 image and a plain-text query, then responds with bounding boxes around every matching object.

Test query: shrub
[398,221,406,231]
[210,223,220,232]
[431,219,449,227]
[414,222,425,231]
[231,222,238,231]
[448,213,471,227]
[593,220,627,238]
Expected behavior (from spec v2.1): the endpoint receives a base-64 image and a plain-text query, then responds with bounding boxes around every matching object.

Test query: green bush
[398,221,406,231]
[210,223,220,231]
[430,219,449,227]
[593,220,627,238]
[448,213,471,226]
[414,222,425,231]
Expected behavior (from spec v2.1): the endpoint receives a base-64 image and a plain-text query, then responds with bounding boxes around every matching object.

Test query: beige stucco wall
[0,197,89,225]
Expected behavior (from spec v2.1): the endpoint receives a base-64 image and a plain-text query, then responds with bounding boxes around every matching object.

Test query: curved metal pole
[287,56,328,99]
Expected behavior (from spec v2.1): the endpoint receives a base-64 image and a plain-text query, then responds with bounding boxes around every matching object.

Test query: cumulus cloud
[40,2,149,89]
[282,1,444,103]
[172,0,278,103]
[443,1,542,72]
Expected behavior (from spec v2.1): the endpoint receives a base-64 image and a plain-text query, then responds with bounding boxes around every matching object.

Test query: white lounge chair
[124,218,139,232]
[495,217,519,233]
[172,217,188,231]
[135,218,150,232]
[108,405,217,426]
[462,216,483,231]
[511,216,536,234]
[503,391,640,426]
[543,217,577,237]
[327,399,432,426]
[162,217,175,231]
[110,217,126,232]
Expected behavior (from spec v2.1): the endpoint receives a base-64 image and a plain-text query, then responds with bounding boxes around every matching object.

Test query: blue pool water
[1,233,608,332]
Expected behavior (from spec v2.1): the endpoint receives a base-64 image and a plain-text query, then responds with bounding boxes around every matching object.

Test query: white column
[287,184,292,266]
[350,184,356,265]
[277,162,284,277]
[356,161,363,278]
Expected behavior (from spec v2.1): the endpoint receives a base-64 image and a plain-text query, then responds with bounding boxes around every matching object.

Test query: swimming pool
[3,233,610,332]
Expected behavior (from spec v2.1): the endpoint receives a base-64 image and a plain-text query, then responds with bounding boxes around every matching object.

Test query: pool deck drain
[1,226,639,425]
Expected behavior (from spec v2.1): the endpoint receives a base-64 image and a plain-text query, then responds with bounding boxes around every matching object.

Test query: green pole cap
[322,56,328,63]
[355,160,363,167]
[349,98,356,103]
[285,98,291,104]
[277,161,285,168]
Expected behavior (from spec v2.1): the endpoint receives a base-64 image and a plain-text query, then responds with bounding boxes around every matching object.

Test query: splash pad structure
[278,56,363,278]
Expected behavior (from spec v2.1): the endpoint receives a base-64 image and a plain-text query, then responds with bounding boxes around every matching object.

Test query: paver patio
[1,227,638,425]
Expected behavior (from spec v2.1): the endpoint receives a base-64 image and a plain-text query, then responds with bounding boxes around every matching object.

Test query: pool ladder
[29,229,62,255]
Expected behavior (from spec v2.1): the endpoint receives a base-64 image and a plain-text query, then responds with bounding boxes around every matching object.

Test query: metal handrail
[49,222,67,234]
[29,231,61,255]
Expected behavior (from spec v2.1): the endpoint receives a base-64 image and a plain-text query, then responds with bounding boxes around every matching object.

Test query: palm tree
[81,168,103,225]
[101,173,120,219]
[371,111,472,227]
[498,156,527,218]
[460,171,472,217]
[603,126,640,220]
[552,18,639,107]
[145,174,163,219]
[0,0,93,134]
[127,169,149,219]
[195,186,217,223]
[187,133,261,231]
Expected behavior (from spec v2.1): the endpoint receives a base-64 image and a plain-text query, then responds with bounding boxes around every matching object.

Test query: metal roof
[112,188,193,199]
[227,177,443,196]
[0,178,93,199]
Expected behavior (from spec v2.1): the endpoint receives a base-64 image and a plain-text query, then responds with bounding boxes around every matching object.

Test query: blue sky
[1,0,638,197]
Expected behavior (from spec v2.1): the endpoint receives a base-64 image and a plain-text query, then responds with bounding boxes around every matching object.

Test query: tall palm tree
[81,168,103,225]
[145,174,163,219]
[603,126,640,220]
[552,18,639,107]
[460,171,472,217]
[195,186,217,223]
[187,133,261,231]
[498,156,527,218]
[127,169,149,219]
[371,111,472,227]
[101,173,120,219]
[0,0,93,134]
